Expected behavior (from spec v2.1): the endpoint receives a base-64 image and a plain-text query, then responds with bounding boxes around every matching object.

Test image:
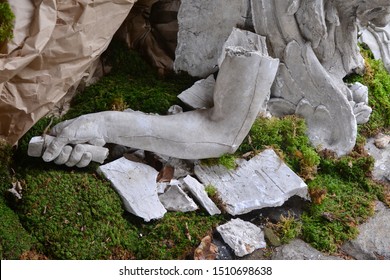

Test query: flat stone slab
[217,218,266,257]
[159,184,198,212]
[341,202,390,260]
[272,239,342,260]
[194,149,309,215]
[177,75,215,109]
[181,175,221,215]
[97,157,166,222]
[365,137,390,182]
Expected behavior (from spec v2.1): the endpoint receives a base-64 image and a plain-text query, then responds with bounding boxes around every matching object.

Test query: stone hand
[42,113,108,167]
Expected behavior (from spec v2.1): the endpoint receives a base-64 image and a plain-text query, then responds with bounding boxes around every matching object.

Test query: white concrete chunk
[195,149,309,215]
[365,137,390,182]
[217,218,266,257]
[159,185,198,212]
[178,75,215,109]
[181,175,221,215]
[97,157,166,222]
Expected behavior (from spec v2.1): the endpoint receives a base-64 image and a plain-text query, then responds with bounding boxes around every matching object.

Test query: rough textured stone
[272,239,342,260]
[360,23,390,72]
[216,218,266,257]
[181,175,221,215]
[195,149,309,215]
[365,137,390,182]
[177,75,215,109]
[97,157,166,222]
[250,0,390,156]
[341,202,390,260]
[158,184,198,212]
[174,0,250,77]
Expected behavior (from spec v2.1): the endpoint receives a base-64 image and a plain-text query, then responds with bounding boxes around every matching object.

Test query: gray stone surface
[181,175,221,215]
[159,184,198,213]
[174,0,250,77]
[217,218,266,257]
[341,202,390,260]
[195,149,309,215]
[360,23,390,72]
[41,33,278,165]
[97,157,166,222]
[250,0,390,156]
[365,137,390,182]
[272,239,342,260]
[178,75,215,109]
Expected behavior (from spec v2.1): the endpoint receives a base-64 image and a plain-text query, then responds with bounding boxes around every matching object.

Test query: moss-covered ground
[0,40,389,259]
[0,1,15,46]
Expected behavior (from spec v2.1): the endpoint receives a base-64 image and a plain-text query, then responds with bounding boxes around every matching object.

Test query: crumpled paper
[0,0,135,145]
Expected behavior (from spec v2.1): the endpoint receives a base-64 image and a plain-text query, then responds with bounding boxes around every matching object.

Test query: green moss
[14,166,224,259]
[271,214,302,244]
[205,185,217,197]
[238,116,320,179]
[0,2,15,44]
[302,174,375,252]
[345,45,390,136]
[0,139,36,259]
[201,154,237,170]
[66,40,196,118]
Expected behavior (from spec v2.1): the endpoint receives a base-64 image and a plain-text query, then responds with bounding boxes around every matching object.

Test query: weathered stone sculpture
[41,34,279,166]
[31,0,390,165]
[360,22,390,73]
[174,0,390,156]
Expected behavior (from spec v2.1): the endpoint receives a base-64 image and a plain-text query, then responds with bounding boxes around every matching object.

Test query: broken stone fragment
[365,137,390,182]
[177,75,215,109]
[374,134,390,149]
[97,157,166,222]
[158,184,198,212]
[341,202,390,260]
[181,175,221,215]
[217,218,266,257]
[195,149,309,215]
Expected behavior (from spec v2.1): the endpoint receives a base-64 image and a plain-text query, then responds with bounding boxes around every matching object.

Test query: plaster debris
[167,105,183,115]
[341,202,390,260]
[181,175,221,215]
[365,137,390,182]
[177,75,215,109]
[374,134,390,149]
[97,157,166,222]
[159,184,198,213]
[195,149,309,215]
[216,218,266,257]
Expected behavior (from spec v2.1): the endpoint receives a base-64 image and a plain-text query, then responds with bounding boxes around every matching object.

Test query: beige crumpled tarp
[0,0,135,145]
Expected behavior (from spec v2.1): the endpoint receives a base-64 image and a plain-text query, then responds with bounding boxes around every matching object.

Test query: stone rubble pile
[98,147,309,256]
[97,133,390,259]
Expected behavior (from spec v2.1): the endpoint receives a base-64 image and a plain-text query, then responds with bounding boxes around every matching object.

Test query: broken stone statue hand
[40,48,279,167]
[42,113,108,167]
